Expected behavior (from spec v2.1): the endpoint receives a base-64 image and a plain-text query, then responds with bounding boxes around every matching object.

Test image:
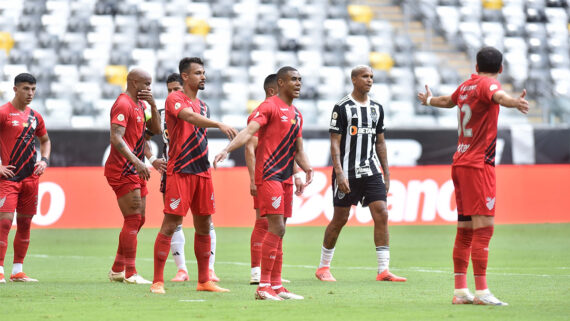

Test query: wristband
[148,155,157,163]
[426,96,433,106]
[41,156,49,165]
[294,172,304,179]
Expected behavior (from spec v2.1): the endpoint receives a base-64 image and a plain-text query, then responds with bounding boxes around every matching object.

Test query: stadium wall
[23,165,570,229]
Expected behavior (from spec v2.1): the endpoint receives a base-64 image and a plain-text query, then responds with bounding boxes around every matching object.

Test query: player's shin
[194,233,211,283]
[453,228,473,289]
[153,233,172,283]
[472,226,494,291]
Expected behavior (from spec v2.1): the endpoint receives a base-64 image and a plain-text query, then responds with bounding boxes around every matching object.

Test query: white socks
[171,224,187,272]
[12,263,23,275]
[209,222,216,270]
[0,266,4,275]
[319,246,335,268]
[376,246,390,273]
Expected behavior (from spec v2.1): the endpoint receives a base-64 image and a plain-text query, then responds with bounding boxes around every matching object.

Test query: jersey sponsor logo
[280,108,288,111]
[461,84,477,92]
[271,196,282,209]
[330,126,340,131]
[486,197,496,210]
[356,165,370,175]
[0,196,6,208]
[490,84,498,91]
[117,114,125,122]
[330,119,337,126]
[175,102,181,110]
[349,126,375,135]
[170,198,181,210]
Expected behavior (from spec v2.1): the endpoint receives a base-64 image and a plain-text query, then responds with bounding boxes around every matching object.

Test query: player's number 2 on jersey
[457,104,473,137]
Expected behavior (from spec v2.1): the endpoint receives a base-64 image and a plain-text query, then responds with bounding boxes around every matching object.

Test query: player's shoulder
[334,95,353,109]
[370,98,383,109]
[166,90,184,102]
[0,102,9,113]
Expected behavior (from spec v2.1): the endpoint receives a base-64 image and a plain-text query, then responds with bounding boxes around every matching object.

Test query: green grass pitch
[0,224,568,321]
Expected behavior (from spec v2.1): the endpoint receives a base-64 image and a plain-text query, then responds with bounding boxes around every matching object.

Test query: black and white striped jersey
[158,108,169,161]
[329,94,385,179]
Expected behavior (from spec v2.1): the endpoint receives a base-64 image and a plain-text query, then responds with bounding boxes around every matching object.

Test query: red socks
[472,226,494,290]
[453,227,473,289]
[120,214,142,278]
[13,216,32,264]
[270,238,283,287]
[250,219,268,268]
[0,219,11,266]
[194,233,211,283]
[260,231,280,285]
[153,232,172,283]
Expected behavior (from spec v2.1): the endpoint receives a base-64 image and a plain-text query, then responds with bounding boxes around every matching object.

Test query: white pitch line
[26,254,570,278]
[179,300,206,302]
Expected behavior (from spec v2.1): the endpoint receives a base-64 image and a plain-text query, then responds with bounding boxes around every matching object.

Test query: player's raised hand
[218,123,238,140]
[137,89,156,107]
[152,157,167,174]
[213,150,228,169]
[0,165,15,178]
[418,85,433,105]
[135,159,151,180]
[516,89,529,114]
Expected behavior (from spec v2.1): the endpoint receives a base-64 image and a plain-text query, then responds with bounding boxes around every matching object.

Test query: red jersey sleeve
[248,101,271,128]
[451,85,461,106]
[165,92,188,119]
[34,111,47,137]
[110,97,130,127]
[480,77,502,104]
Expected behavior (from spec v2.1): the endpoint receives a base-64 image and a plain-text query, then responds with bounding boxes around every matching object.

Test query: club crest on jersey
[332,112,338,120]
[271,196,282,209]
[291,119,296,124]
[117,114,125,122]
[175,102,181,110]
[170,198,181,210]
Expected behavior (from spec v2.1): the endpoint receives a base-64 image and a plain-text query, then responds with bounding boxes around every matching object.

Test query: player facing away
[105,68,161,285]
[246,74,297,284]
[214,66,314,300]
[417,47,529,306]
[146,73,220,283]
[150,58,237,294]
[315,66,406,283]
[0,73,51,283]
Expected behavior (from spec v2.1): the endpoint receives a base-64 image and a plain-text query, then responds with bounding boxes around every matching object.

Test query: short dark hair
[476,47,503,73]
[276,66,298,81]
[263,73,277,92]
[179,57,204,74]
[14,73,36,86]
[166,73,183,85]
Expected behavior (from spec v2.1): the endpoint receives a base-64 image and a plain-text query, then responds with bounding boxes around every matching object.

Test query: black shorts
[332,174,387,207]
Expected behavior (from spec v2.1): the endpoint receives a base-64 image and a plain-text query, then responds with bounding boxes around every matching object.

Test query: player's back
[451,74,501,168]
